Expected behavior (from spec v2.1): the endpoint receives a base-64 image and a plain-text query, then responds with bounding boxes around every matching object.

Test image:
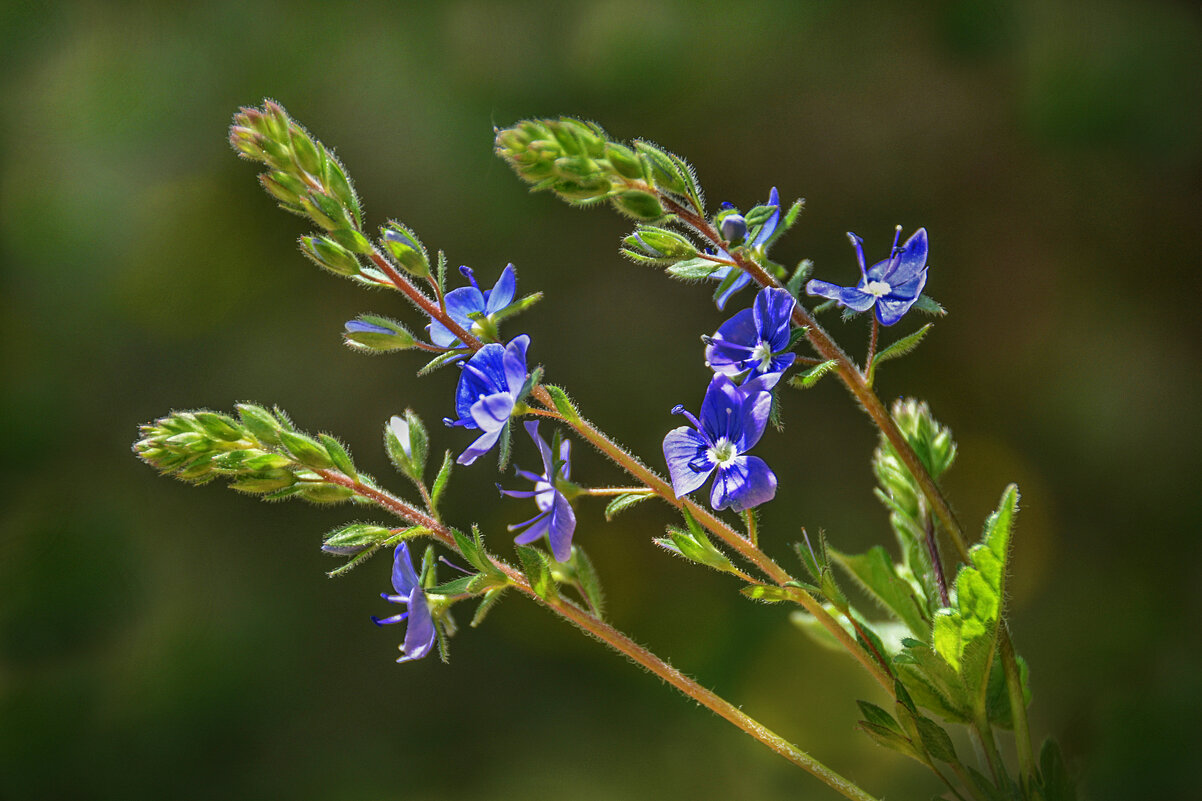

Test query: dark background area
[2,1,1200,799]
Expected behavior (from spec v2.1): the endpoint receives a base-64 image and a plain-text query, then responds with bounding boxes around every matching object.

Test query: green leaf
[429,575,478,596]
[932,484,1018,702]
[326,543,381,578]
[867,323,933,384]
[429,451,454,513]
[893,639,972,723]
[785,259,813,297]
[569,546,605,618]
[470,587,508,627]
[319,434,356,481]
[789,359,839,389]
[912,294,946,316]
[856,720,925,763]
[915,716,958,763]
[491,291,543,325]
[543,384,580,423]
[1037,738,1077,801]
[451,526,493,574]
[417,350,468,376]
[515,545,557,601]
[665,256,720,280]
[654,510,734,573]
[832,546,930,638]
[857,700,902,734]
[603,491,654,521]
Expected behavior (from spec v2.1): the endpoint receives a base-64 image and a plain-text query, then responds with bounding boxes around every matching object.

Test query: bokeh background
[3,1,1200,799]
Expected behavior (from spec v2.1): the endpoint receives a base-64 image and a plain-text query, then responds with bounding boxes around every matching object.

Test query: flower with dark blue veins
[710,187,782,310]
[663,374,778,512]
[499,421,576,562]
[372,542,436,663]
[805,227,929,326]
[445,335,530,465]
[706,287,797,386]
[428,264,517,347]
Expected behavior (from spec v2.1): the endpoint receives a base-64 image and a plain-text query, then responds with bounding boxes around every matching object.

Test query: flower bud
[720,213,747,245]
[301,235,361,277]
[343,315,417,352]
[611,190,664,221]
[381,223,430,276]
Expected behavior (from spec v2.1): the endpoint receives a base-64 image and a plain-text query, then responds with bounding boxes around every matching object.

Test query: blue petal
[399,590,436,661]
[741,371,785,394]
[711,456,777,511]
[663,426,714,498]
[457,425,504,465]
[455,344,509,419]
[512,509,552,543]
[430,286,486,347]
[749,187,781,249]
[805,279,877,312]
[734,385,772,452]
[864,257,894,282]
[754,287,796,350]
[345,320,394,335]
[875,296,918,326]
[502,335,530,394]
[484,264,517,315]
[546,492,577,562]
[706,308,757,374]
[715,270,751,310]
[469,391,516,431]
[698,374,745,443]
[525,420,554,477]
[882,228,927,285]
[391,542,421,596]
[888,268,928,302]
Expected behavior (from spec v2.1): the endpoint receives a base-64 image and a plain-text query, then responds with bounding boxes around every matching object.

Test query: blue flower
[710,187,782,310]
[805,227,929,326]
[706,287,797,386]
[445,335,530,465]
[344,320,393,335]
[499,421,576,562]
[663,374,778,512]
[429,264,517,347]
[372,542,436,663]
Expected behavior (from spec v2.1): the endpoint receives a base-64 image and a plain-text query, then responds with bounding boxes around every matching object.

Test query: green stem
[999,624,1035,778]
[318,469,881,801]
[744,509,758,547]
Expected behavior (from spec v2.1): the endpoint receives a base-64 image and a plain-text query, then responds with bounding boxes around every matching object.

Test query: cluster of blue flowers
[663,287,796,513]
[377,223,930,659]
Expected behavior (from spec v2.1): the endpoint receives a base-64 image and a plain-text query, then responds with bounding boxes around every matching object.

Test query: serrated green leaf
[543,384,580,422]
[867,324,933,385]
[515,545,557,601]
[319,434,356,481]
[915,716,957,763]
[832,546,930,638]
[429,451,453,513]
[665,257,720,280]
[603,491,654,521]
[789,359,839,389]
[933,484,1018,700]
[856,720,925,763]
[857,701,902,734]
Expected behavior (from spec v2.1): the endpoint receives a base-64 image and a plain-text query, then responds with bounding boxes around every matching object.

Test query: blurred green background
[3,1,1200,799]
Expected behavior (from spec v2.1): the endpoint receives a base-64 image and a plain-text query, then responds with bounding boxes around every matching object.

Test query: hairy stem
[318,469,880,801]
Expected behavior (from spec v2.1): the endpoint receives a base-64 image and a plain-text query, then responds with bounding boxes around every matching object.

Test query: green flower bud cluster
[134,405,365,504]
[495,118,704,221]
[231,101,371,278]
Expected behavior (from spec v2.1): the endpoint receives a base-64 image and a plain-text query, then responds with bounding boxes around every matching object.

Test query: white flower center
[708,437,738,468]
[751,341,773,370]
[864,280,892,298]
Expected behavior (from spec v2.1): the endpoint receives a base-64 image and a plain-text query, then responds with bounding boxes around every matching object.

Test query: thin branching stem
[316,469,880,801]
